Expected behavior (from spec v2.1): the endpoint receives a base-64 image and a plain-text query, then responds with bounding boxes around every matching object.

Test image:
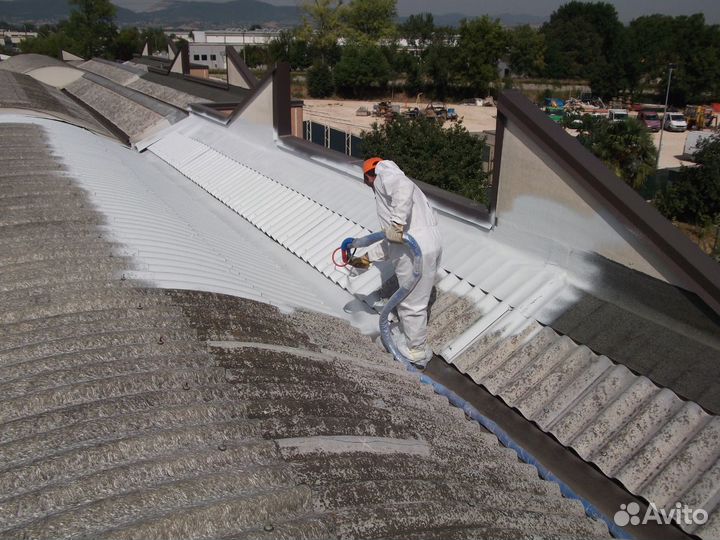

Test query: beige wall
[28,66,83,89]
[495,118,669,281]
[230,78,273,129]
[228,62,251,89]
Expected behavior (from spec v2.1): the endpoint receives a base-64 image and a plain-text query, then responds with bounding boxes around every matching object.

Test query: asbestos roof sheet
[79,58,199,110]
[140,70,249,104]
[0,71,109,136]
[0,53,67,73]
[146,118,720,540]
[64,76,174,143]
[0,119,610,539]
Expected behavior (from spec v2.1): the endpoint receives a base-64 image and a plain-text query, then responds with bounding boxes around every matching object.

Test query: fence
[303,121,364,159]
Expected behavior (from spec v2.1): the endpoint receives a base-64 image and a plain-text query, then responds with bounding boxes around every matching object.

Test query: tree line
[9,0,169,63]
[264,0,719,106]
[9,0,720,106]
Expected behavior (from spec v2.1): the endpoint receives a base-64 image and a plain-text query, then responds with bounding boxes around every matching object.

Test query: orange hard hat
[363,157,383,175]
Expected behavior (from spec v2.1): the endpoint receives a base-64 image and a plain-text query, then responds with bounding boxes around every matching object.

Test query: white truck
[608,109,629,122]
[683,131,719,161]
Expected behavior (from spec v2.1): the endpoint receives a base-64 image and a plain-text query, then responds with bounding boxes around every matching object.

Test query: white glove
[385,222,404,243]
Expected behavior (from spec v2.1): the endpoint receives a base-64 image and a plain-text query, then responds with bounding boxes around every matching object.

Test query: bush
[307,62,334,98]
[654,136,720,227]
[573,115,657,189]
[361,116,490,204]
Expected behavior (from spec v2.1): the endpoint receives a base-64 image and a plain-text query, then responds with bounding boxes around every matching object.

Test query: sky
[113,0,719,24]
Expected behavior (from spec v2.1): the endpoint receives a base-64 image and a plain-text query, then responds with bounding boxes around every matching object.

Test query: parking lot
[302,99,707,169]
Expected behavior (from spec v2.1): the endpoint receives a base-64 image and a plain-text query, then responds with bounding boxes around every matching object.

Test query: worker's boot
[397,341,433,369]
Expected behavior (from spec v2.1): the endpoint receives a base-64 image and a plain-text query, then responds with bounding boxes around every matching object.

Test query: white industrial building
[165,30,279,70]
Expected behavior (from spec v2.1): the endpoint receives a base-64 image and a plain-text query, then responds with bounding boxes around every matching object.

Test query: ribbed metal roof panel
[148,132,387,301]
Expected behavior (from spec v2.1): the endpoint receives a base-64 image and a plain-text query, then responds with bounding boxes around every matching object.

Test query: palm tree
[574,115,657,189]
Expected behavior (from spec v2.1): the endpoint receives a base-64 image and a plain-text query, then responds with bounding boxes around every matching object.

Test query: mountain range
[0,0,546,28]
[0,0,301,26]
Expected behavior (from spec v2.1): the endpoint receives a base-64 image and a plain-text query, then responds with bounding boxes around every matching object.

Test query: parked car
[664,112,688,132]
[608,109,629,122]
[637,110,661,132]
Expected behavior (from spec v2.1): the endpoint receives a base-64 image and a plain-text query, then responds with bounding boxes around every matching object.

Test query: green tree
[243,45,269,68]
[65,0,117,59]
[139,27,167,56]
[574,115,657,189]
[541,1,627,98]
[333,42,390,97]
[454,16,508,96]
[361,116,490,204]
[422,26,455,99]
[299,0,344,65]
[399,13,435,48]
[268,29,312,70]
[307,61,334,97]
[655,137,720,226]
[628,14,720,105]
[507,24,545,77]
[341,0,397,42]
[112,26,140,61]
[20,28,77,57]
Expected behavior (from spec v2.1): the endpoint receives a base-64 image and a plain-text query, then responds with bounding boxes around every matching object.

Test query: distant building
[2,29,38,51]
[165,29,279,71]
[187,43,227,70]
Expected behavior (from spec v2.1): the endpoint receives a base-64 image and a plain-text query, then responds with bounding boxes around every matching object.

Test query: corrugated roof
[139,70,249,104]
[64,76,174,143]
[11,115,345,317]
[146,118,720,540]
[0,70,110,136]
[149,132,382,297]
[79,58,199,109]
[79,58,142,85]
[0,53,67,73]
[0,119,610,539]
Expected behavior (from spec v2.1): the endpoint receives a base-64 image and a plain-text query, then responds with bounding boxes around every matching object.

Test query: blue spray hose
[344,231,423,365]
[341,231,631,539]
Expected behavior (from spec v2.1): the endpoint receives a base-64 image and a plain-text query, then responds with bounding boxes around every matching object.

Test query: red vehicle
[638,110,661,132]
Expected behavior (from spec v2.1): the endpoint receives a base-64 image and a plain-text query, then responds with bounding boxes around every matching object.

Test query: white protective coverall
[366,160,442,352]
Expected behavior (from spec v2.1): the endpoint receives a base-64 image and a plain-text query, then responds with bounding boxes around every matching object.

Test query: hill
[0,0,300,27]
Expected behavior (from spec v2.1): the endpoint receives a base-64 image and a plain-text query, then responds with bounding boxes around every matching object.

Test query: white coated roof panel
[3,115,358,320]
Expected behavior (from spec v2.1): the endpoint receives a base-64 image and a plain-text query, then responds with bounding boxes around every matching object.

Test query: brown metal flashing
[272,62,291,136]
[488,112,505,226]
[168,39,179,56]
[179,44,190,75]
[182,73,229,90]
[226,46,259,89]
[496,90,720,315]
[188,102,234,124]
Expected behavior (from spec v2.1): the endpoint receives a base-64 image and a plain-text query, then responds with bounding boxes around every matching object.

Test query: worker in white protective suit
[349,157,442,367]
